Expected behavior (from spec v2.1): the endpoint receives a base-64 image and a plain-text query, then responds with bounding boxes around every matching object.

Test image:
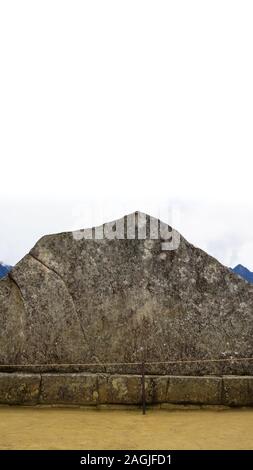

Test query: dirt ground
[0,407,252,450]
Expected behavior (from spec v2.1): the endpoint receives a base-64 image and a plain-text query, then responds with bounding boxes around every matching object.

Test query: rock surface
[41,373,98,405]
[0,373,40,405]
[0,212,253,375]
[222,376,253,406]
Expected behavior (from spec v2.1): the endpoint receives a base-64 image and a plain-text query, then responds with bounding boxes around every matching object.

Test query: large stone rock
[0,212,253,375]
[4,255,88,366]
[0,277,26,364]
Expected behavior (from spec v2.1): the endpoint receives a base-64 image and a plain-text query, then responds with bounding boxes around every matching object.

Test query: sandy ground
[0,407,252,450]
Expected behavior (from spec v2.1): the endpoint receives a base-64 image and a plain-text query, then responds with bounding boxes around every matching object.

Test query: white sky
[1,1,253,268]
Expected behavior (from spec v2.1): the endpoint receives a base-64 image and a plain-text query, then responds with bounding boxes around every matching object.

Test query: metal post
[141,360,146,415]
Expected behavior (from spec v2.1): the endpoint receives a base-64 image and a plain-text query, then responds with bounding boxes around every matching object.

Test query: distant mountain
[231,264,253,283]
[0,263,12,279]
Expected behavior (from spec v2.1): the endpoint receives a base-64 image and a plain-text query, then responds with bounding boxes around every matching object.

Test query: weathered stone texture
[0,373,40,404]
[0,374,252,406]
[0,212,252,375]
[40,373,98,405]
[166,376,222,404]
[0,277,26,364]
[98,375,169,405]
[98,375,142,404]
[222,376,253,406]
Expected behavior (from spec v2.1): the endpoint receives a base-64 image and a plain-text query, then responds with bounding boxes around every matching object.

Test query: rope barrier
[0,357,253,367]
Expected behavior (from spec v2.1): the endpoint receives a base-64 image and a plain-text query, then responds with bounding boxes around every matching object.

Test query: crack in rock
[28,252,87,343]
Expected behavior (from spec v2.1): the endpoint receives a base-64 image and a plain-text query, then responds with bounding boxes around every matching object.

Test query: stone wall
[0,373,252,407]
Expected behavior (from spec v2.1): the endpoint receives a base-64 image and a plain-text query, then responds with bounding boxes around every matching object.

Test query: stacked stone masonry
[0,374,252,407]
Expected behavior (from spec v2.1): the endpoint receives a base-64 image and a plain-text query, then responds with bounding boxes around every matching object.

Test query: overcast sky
[1,1,253,268]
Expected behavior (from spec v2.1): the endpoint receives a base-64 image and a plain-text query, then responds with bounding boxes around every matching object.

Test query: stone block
[0,373,40,405]
[166,376,222,404]
[98,374,142,404]
[40,373,98,405]
[222,376,253,406]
